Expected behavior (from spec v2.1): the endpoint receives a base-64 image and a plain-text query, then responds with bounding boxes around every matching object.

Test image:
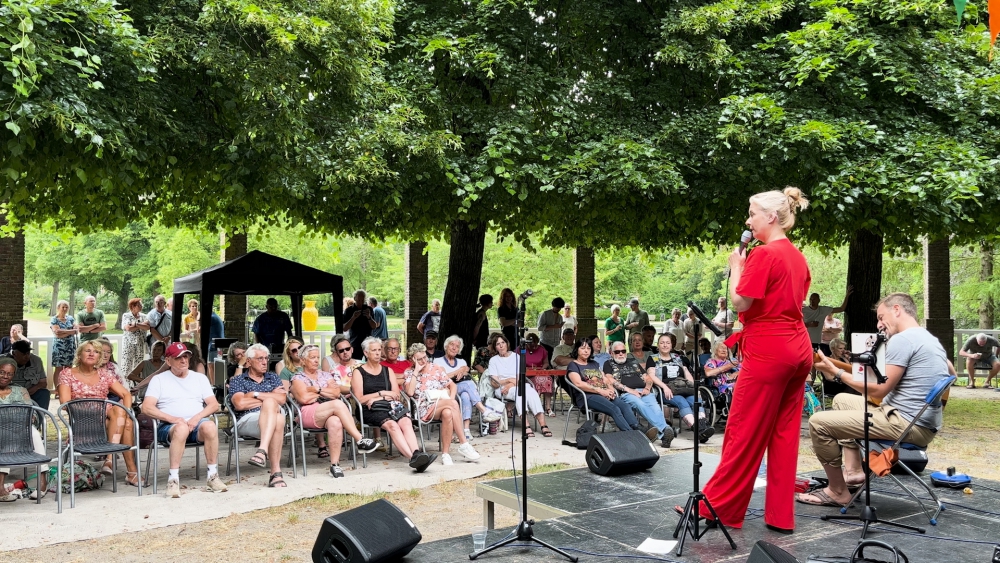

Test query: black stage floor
[407,453,1000,562]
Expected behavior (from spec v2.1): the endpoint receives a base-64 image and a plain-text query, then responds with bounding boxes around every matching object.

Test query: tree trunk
[48,281,60,316]
[114,279,132,330]
[68,290,77,315]
[980,240,994,329]
[844,228,883,341]
[438,220,487,361]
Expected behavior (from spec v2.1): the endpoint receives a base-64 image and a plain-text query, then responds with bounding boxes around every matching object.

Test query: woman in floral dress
[404,343,480,465]
[49,300,77,381]
[118,298,149,376]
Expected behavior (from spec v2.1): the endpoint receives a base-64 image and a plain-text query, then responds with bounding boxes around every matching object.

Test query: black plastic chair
[57,398,141,508]
[0,404,62,512]
[144,413,220,494]
[288,396,357,476]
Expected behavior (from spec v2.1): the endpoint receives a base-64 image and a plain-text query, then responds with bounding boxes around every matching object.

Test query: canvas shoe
[660,427,675,448]
[166,479,181,499]
[464,429,474,442]
[482,410,501,423]
[440,453,454,466]
[356,438,379,454]
[206,473,228,493]
[458,442,481,461]
[329,465,345,478]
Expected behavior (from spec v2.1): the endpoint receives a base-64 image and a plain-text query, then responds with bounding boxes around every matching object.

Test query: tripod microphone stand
[821,333,926,538]
[470,291,577,562]
[673,302,737,556]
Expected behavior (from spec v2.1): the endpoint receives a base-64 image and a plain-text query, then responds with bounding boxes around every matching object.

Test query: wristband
[833,368,844,384]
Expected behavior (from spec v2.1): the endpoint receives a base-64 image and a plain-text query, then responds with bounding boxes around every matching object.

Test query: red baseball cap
[165,342,193,358]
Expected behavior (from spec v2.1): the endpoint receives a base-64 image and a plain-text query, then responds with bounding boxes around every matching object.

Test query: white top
[562,315,577,334]
[802,305,832,345]
[146,370,215,420]
[434,356,468,373]
[488,354,519,381]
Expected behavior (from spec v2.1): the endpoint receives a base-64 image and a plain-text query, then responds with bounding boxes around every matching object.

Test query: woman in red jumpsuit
[691,187,813,533]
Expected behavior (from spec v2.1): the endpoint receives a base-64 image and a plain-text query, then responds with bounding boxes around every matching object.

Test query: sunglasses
[289,347,300,353]
[612,350,627,355]
[336,347,352,353]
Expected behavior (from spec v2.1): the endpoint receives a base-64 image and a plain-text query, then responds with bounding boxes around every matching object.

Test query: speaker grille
[748,541,800,563]
[586,430,659,476]
[314,499,421,563]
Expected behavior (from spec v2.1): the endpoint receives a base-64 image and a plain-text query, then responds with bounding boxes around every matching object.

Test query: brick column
[0,214,26,334]
[923,237,954,361]
[220,230,248,343]
[573,246,597,337]
[404,242,428,348]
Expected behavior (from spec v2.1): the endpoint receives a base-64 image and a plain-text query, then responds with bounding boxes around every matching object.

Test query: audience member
[495,289,519,346]
[435,335,499,441]
[663,309,686,349]
[566,338,651,441]
[488,334,551,437]
[829,338,850,363]
[352,337,433,471]
[698,338,712,367]
[274,337,305,390]
[417,299,442,338]
[647,334,715,442]
[704,341,740,393]
[10,341,48,410]
[625,298,649,339]
[147,295,172,345]
[802,288,852,355]
[472,294,494,350]
[119,298,149,376]
[683,309,696,354]
[50,300,77,384]
[603,341,669,444]
[252,298,293,352]
[184,343,208,375]
[522,333,555,416]
[127,341,167,389]
[959,332,1000,389]
[473,332,501,375]
[343,291,376,360]
[0,358,49,501]
[605,305,626,349]
[589,335,611,366]
[322,335,359,393]
[97,337,128,399]
[75,295,106,342]
[381,338,412,386]
[561,305,577,335]
[226,341,248,380]
[537,297,565,355]
[0,324,30,356]
[141,343,227,497]
[712,297,735,335]
[822,313,843,348]
[550,328,576,368]
[182,299,200,344]
[405,343,481,465]
[368,297,388,340]
[207,310,225,371]
[424,330,445,359]
[641,325,658,353]
[291,345,379,477]
[57,341,140,486]
[629,332,650,365]
[228,343,288,488]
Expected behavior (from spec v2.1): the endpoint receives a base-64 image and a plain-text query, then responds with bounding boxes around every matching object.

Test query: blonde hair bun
[783,186,809,213]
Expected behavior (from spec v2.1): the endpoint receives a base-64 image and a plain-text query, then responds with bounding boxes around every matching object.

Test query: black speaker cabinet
[586,430,659,476]
[747,540,801,563]
[312,498,422,563]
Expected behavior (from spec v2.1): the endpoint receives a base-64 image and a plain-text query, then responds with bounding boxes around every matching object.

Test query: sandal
[268,471,287,488]
[795,489,852,508]
[125,472,146,488]
[100,461,114,476]
[540,425,553,437]
[524,427,535,438]
[317,446,330,459]
[248,448,268,468]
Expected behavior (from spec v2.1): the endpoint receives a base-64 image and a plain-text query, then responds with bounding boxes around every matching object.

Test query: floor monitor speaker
[585,429,659,476]
[312,498,421,563]
[747,540,800,563]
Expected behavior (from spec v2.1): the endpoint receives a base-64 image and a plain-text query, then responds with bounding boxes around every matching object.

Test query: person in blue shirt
[368,297,388,340]
[251,298,293,352]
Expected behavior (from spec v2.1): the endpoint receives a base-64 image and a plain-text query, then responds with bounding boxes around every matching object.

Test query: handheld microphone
[739,230,753,254]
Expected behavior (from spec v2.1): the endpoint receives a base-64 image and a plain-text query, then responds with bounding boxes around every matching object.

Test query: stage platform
[407,452,1000,562]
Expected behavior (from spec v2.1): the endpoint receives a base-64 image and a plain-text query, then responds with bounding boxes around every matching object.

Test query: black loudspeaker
[312,499,422,563]
[586,430,659,476]
[747,541,801,563]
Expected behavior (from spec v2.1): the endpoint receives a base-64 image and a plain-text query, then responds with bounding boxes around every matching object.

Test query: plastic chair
[223,393,296,481]
[288,396,356,476]
[144,413,219,494]
[844,375,956,525]
[57,399,141,508]
[0,404,63,513]
[559,377,610,441]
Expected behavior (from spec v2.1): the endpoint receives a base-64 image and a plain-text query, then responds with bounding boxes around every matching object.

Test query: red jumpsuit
[702,238,813,530]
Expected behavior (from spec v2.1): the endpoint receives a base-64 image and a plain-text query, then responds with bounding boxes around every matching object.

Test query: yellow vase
[302,300,319,331]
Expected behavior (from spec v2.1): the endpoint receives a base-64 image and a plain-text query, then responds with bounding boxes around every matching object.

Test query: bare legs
[380,418,420,459]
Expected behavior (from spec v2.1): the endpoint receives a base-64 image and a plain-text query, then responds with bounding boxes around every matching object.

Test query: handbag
[369,367,409,421]
[575,419,600,450]
[666,377,695,396]
[137,413,156,449]
[425,389,450,401]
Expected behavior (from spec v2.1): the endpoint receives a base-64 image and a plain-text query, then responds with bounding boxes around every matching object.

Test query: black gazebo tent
[172,250,344,355]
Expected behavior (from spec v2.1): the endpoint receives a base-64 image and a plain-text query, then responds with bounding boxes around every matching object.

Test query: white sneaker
[464,429,474,442]
[482,410,501,423]
[458,442,481,461]
[166,479,181,499]
[440,453,454,466]
[206,473,228,493]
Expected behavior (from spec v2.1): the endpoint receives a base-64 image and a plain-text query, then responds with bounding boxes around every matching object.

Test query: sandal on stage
[268,472,287,488]
[317,446,330,459]
[540,425,553,437]
[795,489,851,508]
[248,448,268,468]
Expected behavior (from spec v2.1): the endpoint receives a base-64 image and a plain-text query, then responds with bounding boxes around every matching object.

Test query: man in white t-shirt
[802,287,853,354]
[142,342,227,498]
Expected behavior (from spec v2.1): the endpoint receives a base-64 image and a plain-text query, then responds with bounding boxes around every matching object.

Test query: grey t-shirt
[802,305,832,345]
[883,327,950,431]
[147,308,173,341]
[961,335,1000,358]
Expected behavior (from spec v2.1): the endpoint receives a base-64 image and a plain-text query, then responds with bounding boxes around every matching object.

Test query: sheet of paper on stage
[755,477,767,488]
[637,538,678,554]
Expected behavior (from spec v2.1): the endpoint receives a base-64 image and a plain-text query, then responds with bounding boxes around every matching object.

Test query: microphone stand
[673,302,737,555]
[471,295,577,562]
[821,334,925,538]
